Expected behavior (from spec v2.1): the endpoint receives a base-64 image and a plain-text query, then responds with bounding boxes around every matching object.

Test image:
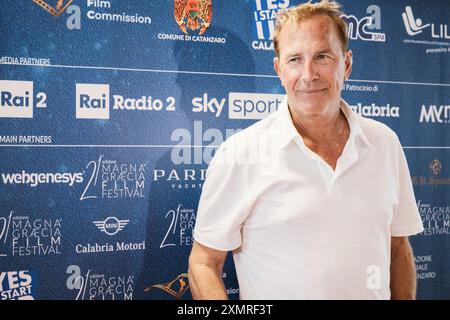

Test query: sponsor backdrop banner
[0,0,448,300]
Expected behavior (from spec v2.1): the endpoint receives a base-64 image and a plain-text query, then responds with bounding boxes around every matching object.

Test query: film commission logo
[252,1,385,51]
[32,0,152,30]
[417,200,450,236]
[144,273,190,300]
[0,155,146,201]
[66,265,134,300]
[158,0,226,44]
[0,80,47,118]
[402,6,450,39]
[144,273,238,299]
[0,211,62,257]
[75,83,176,120]
[0,270,37,300]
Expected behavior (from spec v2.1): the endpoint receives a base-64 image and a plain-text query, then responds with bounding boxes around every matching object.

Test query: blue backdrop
[0,0,449,300]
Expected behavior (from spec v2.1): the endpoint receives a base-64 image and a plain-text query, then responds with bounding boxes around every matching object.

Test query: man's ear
[344,50,353,81]
[273,56,284,86]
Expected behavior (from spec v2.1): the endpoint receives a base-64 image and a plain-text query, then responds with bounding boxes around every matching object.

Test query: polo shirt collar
[277,97,373,149]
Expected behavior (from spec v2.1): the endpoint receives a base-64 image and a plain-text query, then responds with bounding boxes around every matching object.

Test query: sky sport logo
[228,92,284,120]
[76,83,110,119]
[93,217,129,236]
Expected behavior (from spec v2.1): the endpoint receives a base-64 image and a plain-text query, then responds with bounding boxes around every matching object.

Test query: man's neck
[288,103,348,144]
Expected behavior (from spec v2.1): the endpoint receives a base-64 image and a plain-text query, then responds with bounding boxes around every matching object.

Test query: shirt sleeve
[193,140,251,251]
[390,139,424,236]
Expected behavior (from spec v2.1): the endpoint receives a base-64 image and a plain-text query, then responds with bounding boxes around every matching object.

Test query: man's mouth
[297,88,327,94]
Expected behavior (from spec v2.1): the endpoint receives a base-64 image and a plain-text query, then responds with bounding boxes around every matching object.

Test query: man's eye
[318,54,328,59]
[289,58,299,63]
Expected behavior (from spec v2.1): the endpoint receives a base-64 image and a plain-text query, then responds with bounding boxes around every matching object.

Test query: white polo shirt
[193,98,424,300]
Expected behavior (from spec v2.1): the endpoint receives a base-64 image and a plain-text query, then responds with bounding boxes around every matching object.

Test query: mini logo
[0,80,33,118]
[429,160,442,176]
[144,273,189,299]
[402,6,430,36]
[174,0,212,35]
[93,217,129,236]
[32,0,74,17]
[76,83,110,119]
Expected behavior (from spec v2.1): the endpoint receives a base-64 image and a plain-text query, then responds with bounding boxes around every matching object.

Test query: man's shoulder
[215,111,281,163]
[223,110,280,148]
[358,114,400,145]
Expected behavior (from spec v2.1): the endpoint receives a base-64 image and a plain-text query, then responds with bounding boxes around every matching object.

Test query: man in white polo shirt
[188,0,423,300]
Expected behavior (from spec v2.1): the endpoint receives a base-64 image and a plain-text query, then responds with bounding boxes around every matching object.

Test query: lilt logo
[402,6,450,39]
[93,217,129,236]
[402,6,430,36]
[76,84,110,119]
[0,80,33,118]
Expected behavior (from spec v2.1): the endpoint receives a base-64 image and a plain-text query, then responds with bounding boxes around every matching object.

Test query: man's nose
[301,59,318,82]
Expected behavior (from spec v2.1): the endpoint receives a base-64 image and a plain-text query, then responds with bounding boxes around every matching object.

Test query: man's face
[274,15,352,117]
